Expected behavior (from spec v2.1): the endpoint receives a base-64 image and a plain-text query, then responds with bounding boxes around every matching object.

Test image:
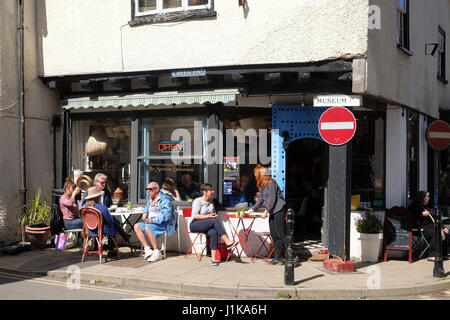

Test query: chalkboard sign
[383,207,413,263]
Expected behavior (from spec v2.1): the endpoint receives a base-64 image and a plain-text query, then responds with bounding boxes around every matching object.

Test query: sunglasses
[146,187,158,191]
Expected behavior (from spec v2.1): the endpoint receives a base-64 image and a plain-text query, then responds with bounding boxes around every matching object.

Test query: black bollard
[284,208,295,285]
[433,208,445,278]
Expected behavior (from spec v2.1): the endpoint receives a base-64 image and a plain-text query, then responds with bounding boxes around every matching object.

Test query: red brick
[323,260,355,273]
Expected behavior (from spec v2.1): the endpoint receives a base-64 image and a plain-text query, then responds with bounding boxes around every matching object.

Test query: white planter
[358,233,383,263]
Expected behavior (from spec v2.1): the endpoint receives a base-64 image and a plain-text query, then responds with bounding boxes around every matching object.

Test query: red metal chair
[80,206,120,263]
[254,231,274,262]
[182,208,209,262]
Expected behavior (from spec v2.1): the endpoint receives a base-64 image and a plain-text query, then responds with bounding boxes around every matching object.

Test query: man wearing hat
[134,181,177,262]
[82,173,113,208]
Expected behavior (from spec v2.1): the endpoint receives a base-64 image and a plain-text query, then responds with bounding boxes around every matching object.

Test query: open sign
[158,141,184,153]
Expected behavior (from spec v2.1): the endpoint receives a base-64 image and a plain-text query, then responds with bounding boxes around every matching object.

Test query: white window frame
[134,0,212,17]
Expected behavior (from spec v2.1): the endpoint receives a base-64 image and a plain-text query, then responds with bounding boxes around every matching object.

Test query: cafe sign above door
[313,95,362,107]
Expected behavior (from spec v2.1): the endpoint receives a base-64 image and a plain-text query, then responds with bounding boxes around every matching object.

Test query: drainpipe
[18,0,27,242]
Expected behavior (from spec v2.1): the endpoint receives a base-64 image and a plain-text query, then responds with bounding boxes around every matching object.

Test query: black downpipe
[19,0,27,242]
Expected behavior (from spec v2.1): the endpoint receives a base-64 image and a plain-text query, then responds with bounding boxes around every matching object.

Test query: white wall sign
[313,95,362,107]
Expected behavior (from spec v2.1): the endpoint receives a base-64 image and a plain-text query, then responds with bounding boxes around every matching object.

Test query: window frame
[131,0,214,22]
[438,26,447,83]
[396,0,411,54]
[135,116,207,204]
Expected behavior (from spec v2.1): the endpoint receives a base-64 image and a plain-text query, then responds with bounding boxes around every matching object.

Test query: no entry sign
[427,120,450,150]
[318,107,357,146]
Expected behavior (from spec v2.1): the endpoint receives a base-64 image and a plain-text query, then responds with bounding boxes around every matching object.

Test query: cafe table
[109,206,144,234]
[222,213,264,262]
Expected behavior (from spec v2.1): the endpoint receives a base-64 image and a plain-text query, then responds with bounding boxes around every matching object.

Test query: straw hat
[85,186,104,201]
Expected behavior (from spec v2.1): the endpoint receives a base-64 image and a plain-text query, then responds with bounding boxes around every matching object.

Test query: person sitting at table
[178,173,201,201]
[134,181,177,262]
[83,186,130,255]
[408,190,449,261]
[60,178,82,230]
[245,164,292,266]
[161,177,182,201]
[190,183,237,266]
[82,173,113,208]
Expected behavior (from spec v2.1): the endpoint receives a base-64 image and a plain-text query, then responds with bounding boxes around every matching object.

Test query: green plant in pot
[355,212,384,263]
[355,212,383,234]
[19,188,52,249]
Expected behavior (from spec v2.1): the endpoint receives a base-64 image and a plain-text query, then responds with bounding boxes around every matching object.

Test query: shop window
[221,117,271,208]
[351,114,385,210]
[397,0,411,53]
[137,116,204,202]
[438,27,447,81]
[132,0,214,24]
[407,111,419,201]
[71,119,131,204]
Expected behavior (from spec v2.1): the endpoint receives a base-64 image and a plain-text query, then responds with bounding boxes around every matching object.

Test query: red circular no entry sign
[427,120,450,150]
[318,107,357,146]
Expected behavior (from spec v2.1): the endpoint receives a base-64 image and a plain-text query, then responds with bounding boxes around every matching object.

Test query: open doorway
[286,138,327,242]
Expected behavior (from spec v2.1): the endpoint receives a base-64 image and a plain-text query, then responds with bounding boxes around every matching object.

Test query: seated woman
[82,186,130,252]
[161,178,182,201]
[59,178,82,230]
[189,183,237,266]
[408,190,449,261]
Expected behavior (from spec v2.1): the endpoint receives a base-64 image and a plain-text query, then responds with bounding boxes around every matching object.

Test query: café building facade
[33,0,449,260]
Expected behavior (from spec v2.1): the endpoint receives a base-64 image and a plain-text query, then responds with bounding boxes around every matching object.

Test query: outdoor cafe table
[222,213,262,262]
[109,206,144,234]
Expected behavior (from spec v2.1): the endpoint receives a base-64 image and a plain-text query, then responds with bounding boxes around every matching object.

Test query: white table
[110,207,144,234]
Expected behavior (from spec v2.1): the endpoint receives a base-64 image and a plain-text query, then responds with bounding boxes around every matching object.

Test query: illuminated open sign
[158,141,184,153]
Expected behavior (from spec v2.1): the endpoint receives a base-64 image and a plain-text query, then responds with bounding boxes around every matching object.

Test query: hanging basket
[86,129,108,156]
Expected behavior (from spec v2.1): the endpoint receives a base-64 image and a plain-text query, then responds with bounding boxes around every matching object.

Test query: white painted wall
[367,0,450,116]
[385,107,407,208]
[36,0,369,76]
[418,114,428,191]
[0,0,58,245]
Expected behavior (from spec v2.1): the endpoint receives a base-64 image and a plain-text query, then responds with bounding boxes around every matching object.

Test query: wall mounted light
[425,43,439,56]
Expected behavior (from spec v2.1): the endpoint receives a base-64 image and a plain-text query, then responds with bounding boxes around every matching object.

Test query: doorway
[286,138,327,242]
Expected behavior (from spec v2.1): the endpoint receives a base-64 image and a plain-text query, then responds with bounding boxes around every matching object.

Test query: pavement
[2,243,450,300]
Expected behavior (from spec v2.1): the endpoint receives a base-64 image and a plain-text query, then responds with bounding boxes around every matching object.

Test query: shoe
[226,241,237,250]
[147,249,162,262]
[267,258,283,265]
[427,257,436,262]
[107,251,117,258]
[144,248,153,260]
[211,260,219,266]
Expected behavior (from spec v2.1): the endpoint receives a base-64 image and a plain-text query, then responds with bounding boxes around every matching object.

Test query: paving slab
[3,247,450,299]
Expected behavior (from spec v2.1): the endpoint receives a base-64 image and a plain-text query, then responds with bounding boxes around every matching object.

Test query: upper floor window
[136,0,211,16]
[396,0,410,51]
[438,27,447,81]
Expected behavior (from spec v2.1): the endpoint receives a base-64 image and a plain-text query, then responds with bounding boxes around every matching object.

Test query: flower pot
[25,224,51,249]
[358,233,383,263]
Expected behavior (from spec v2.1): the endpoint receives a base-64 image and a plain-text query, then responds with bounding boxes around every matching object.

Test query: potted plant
[355,212,383,263]
[19,188,52,249]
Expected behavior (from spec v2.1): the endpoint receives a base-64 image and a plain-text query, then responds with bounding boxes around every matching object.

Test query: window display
[71,120,131,204]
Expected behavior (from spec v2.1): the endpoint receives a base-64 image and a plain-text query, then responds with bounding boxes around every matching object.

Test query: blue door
[271,105,327,196]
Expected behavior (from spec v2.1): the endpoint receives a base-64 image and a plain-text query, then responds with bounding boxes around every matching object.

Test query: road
[0,269,187,300]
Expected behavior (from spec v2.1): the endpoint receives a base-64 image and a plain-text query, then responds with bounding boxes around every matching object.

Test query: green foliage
[19,188,51,227]
[355,212,383,234]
